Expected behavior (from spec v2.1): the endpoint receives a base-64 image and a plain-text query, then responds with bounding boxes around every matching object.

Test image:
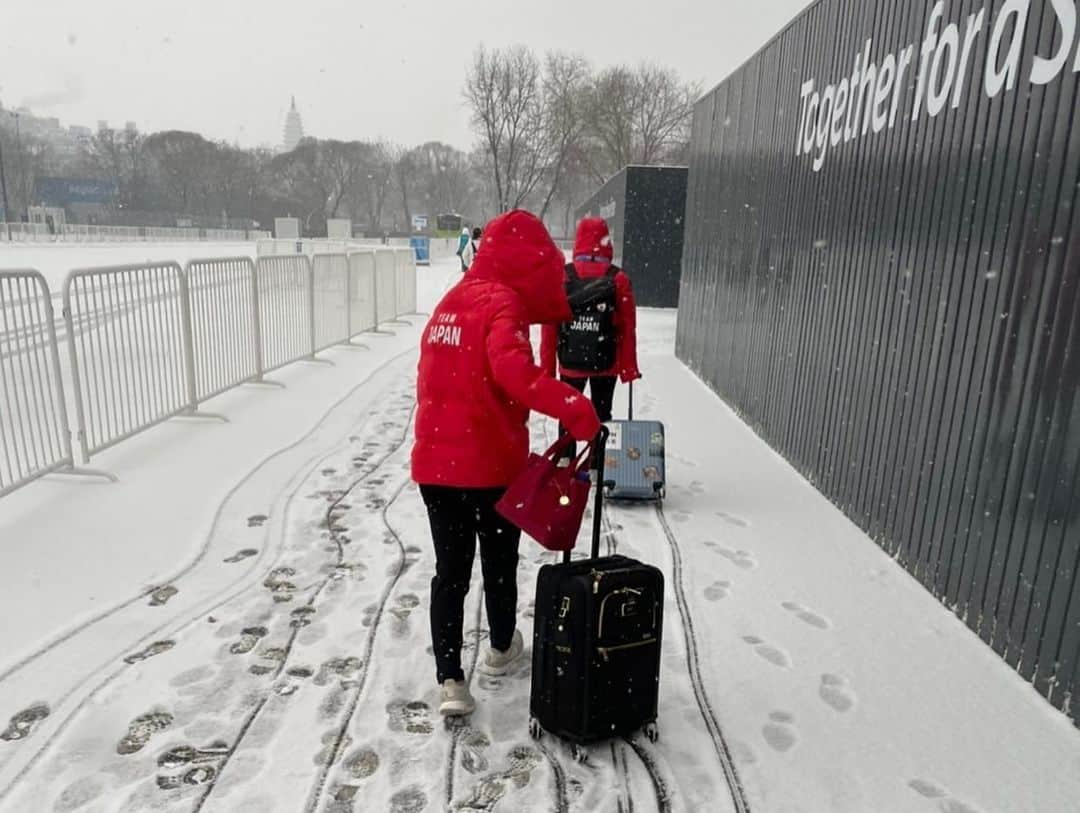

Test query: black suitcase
[529,429,664,749]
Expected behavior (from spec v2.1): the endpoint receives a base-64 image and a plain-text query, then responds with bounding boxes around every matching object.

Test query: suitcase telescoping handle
[562,425,610,564]
[628,381,634,422]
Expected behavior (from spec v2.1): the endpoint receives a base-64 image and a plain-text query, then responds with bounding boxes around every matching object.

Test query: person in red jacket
[541,217,641,451]
[412,209,601,717]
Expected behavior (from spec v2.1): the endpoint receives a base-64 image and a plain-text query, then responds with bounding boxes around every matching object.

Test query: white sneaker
[478,630,525,676]
[439,679,476,717]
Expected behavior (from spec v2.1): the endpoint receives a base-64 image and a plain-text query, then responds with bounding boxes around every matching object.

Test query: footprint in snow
[703,581,731,601]
[818,674,857,713]
[156,741,229,788]
[315,656,363,687]
[453,745,541,810]
[909,779,946,799]
[0,703,51,742]
[715,511,749,528]
[716,547,757,569]
[116,711,173,755]
[781,601,831,630]
[264,567,297,603]
[224,548,258,564]
[762,711,797,752]
[908,780,984,813]
[149,585,178,607]
[386,699,434,735]
[229,626,268,655]
[390,787,429,813]
[741,636,792,668]
[247,514,268,528]
[290,606,316,629]
[343,746,380,779]
[124,640,175,664]
[313,730,352,767]
[459,728,492,774]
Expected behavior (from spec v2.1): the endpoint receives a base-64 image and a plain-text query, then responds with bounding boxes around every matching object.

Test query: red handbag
[496,437,596,551]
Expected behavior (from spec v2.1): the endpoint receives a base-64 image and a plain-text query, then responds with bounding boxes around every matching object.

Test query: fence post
[178,269,200,411]
[62,281,92,465]
[251,260,266,381]
[307,256,317,358]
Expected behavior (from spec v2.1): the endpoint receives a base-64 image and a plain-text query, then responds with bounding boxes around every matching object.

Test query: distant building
[282,97,304,152]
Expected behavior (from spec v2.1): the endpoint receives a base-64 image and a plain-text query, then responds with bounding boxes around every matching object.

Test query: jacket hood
[461,227,470,236]
[573,217,614,260]
[469,209,571,324]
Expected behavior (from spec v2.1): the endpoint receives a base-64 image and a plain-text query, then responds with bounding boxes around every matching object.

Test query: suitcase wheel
[653,482,666,501]
[528,717,542,741]
[643,722,659,743]
[570,743,589,764]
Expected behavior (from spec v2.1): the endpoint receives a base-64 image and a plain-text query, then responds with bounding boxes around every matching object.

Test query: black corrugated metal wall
[676,0,1080,726]
[576,167,688,307]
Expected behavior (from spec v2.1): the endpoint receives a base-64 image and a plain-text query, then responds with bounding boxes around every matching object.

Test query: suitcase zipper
[591,566,643,595]
[597,587,643,638]
[597,638,657,662]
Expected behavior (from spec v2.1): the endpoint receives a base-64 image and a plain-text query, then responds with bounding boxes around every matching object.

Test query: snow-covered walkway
[0,258,1077,813]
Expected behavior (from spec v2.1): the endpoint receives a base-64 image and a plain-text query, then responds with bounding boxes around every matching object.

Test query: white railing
[394,247,418,315]
[0,223,267,244]
[0,247,417,495]
[64,262,193,460]
[347,251,378,335]
[256,255,314,373]
[185,257,261,403]
[313,254,350,351]
[0,271,78,496]
[374,248,398,324]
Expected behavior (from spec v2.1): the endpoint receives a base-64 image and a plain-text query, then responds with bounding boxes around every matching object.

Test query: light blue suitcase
[603,385,666,501]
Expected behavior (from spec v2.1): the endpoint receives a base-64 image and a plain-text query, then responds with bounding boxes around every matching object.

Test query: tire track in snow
[624,736,672,813]
[192,399,417,812]
[536,740,570,813]
[653,505,750,813]
[0,351,418,805]
[0,346,418,692]
[304,471,417,812]
[444,589,484,807]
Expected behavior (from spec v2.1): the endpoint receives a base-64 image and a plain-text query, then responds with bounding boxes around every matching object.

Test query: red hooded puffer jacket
[540,217,641,382]
[412,210,602,489]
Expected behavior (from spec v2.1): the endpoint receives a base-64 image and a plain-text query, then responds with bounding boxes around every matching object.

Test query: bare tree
[633,64,698,164]
[464,45,549,211]
[587,66,637,182]
[537,52,591,220]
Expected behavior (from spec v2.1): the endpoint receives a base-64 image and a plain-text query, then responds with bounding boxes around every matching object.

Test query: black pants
[419,485,522,683]
[559,375,617,458]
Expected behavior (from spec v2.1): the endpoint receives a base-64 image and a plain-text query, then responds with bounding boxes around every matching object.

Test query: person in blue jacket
[456,227,470,272]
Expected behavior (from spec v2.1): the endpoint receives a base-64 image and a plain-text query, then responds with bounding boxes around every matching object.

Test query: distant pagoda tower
[282,97,304,152]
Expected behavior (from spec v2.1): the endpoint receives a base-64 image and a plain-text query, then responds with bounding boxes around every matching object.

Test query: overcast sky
[2,0,816,150]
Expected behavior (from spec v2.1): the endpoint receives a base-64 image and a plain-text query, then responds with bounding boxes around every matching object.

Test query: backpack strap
[565,262,580,282]
[605,263,620,279]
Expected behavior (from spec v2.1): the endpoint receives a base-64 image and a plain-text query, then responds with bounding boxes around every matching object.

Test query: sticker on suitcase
[605,423,623,451]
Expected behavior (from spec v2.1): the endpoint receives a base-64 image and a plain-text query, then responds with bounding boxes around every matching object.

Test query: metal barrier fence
[0,247,417,495]
[394,248,418,315]
[374,249,398,324]
[256,255,314,374]
[0,271,75,496]
[313,254,349,351]
[64,263,191,461]
[185,257,260,403]
[0,224,268,244]
[347,251,378,335]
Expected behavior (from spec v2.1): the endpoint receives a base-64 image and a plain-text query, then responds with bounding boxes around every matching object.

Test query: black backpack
[557,262,620,372]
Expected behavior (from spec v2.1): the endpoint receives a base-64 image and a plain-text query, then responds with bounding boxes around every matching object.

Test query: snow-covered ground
[0,256,1077,812]
[0,242,259,294]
